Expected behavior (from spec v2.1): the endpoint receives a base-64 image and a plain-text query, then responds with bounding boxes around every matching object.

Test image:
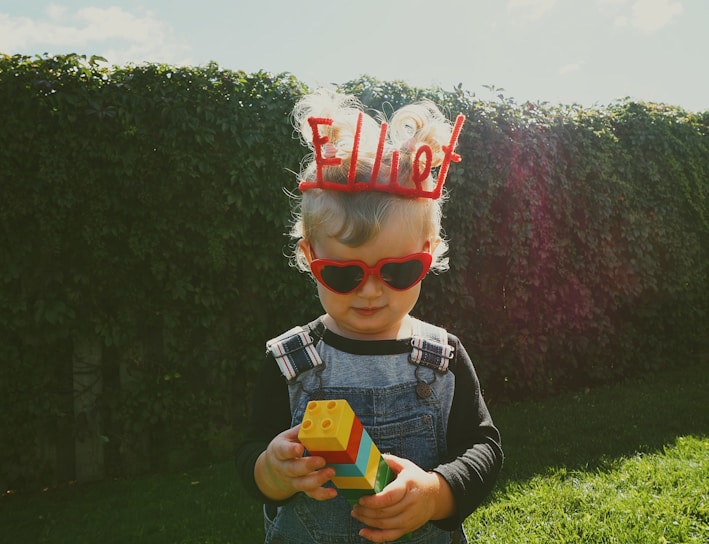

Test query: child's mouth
[353,307,381,316]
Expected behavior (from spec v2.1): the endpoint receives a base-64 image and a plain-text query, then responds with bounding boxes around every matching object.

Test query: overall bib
[263,318,469,544]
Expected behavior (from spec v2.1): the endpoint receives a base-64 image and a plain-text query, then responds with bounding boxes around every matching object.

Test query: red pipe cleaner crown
[298,113,465,200]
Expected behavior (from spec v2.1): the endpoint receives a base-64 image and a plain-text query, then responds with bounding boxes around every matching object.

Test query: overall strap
[266,318,325,381]
[410,319,455,373]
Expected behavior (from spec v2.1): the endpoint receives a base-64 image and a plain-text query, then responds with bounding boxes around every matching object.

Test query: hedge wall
[1,55,707,490]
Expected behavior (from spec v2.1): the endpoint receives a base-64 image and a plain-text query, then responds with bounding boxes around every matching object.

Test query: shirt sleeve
[235,353,292,502]
[431,335,504,530]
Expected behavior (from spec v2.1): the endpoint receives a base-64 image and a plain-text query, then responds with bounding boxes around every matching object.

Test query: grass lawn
[467,360,708,543]
[2,362,707,543]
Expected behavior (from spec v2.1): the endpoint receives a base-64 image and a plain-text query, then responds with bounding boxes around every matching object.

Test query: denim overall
[264,318,469,544]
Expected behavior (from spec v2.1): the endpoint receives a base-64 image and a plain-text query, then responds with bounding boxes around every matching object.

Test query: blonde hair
[289,88,454,273]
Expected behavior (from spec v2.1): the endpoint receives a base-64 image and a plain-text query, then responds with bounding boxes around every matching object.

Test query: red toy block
[307,416,363,465]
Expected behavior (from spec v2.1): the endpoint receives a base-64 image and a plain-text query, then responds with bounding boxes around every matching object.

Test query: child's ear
[428,237,442,254]
[299,240,313,265]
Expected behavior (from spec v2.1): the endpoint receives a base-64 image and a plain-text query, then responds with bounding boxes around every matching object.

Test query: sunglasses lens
[380,259,425,290]
[320,264,364,293]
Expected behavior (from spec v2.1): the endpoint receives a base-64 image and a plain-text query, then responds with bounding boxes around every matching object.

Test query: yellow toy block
[298,399,356,453]
[332,442,381,489]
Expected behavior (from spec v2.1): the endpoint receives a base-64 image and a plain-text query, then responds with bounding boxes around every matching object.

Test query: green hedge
[1,55,707,489]
[341,78,708,399]
[426,95,708,401]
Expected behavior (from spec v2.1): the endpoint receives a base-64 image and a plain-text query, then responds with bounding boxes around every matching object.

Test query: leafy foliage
[0,54,318,488]
[414,89,707,402]
[1,55,707,488]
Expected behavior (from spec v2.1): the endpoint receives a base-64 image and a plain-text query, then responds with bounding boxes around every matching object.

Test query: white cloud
[0,5,191,66]
[629,0,683,33]
[612,15,630,28]
[506,0,557,20]
[559,62,583,75]
[595,0,683,33]
[594,0,629,11]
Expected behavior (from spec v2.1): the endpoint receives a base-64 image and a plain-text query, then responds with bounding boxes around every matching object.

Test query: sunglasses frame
[308,250,433,294]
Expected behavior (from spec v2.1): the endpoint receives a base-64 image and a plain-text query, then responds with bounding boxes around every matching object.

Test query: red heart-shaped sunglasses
[308,248,433,294]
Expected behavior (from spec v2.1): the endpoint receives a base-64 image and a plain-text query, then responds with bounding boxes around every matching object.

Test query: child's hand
[255,425,338,502]
[351,454,455,543]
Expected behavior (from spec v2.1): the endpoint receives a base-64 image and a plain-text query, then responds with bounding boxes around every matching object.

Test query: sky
[1,0,707,112]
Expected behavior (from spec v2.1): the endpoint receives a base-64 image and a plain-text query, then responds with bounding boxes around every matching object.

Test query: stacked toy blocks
[298,399,394,505]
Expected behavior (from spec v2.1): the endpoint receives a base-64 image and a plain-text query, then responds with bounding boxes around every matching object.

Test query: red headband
[299,113,465,199]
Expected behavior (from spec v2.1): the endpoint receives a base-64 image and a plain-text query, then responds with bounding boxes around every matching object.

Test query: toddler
[236,89,503,543]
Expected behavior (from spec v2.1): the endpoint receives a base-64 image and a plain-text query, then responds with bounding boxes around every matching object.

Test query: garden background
[0,54,707,492]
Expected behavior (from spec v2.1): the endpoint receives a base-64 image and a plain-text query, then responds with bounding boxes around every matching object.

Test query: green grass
[466,436,708,543]
[468,361,709,543]
[1,463,261,543]
[2,363,707,543]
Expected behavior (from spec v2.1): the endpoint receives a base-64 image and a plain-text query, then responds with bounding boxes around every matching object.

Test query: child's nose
[357,273,383,296]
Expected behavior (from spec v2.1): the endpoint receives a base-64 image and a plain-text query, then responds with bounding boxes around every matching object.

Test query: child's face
[304,219,431,341]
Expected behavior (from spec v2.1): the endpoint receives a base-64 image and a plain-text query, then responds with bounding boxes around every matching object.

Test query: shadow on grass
[489,361,709,486]
[1,463,264,544]
[1,362,705,543]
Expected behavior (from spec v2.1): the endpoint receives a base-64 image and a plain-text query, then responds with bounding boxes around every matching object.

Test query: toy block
[338,487,372,505]
[332,441,380,488]
[298,399,356,452]
[307,416,363,465]
[330,429,373,477]
[299,400,396,503]
[373,454,394,490]
[337,455,393,504]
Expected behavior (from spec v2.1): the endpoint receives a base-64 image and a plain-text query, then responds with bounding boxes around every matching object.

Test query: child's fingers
[303,480,338,501]
[293,463,337,498]
[270,425,305,460]
[290,455,329,477]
